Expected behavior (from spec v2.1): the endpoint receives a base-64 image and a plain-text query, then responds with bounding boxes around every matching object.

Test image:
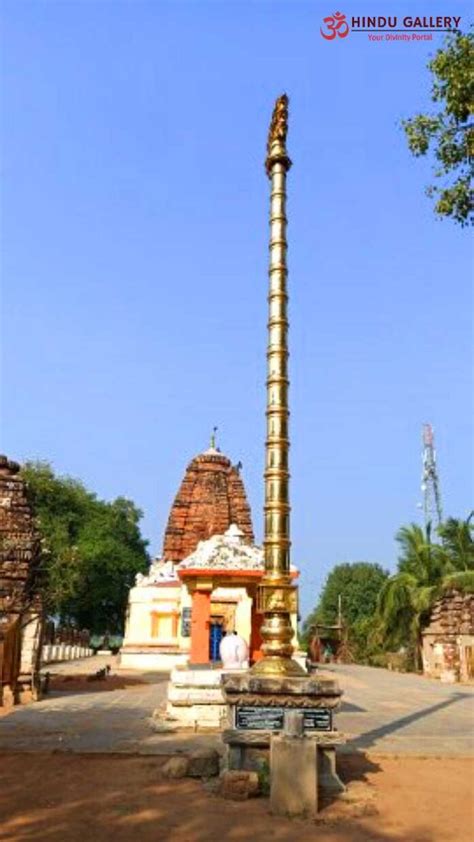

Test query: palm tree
[377,524,441,667]
[377,517,474,669]
[437,512,474,572]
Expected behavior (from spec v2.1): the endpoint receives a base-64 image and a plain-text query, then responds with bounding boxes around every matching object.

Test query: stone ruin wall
[422,589,474,678]
[0,456,43,704]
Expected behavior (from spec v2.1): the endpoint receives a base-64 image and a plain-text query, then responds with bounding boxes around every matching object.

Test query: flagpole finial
[265,93,292,176]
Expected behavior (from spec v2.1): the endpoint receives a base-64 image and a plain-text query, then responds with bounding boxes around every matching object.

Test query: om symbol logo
[320,11,350,40]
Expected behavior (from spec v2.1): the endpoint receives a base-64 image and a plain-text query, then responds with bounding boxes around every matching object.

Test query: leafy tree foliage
[402,28,473,225]
[303,562,389,660]
[21,462,149,633]
[437,514,474,571]
[377,515,474,667]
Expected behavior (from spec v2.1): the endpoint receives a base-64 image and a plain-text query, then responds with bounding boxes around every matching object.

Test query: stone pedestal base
[165,668,247,730]
[222,672,343,712]
[221,672,345,801]
[222,728,345,794]
[270,734,318,817]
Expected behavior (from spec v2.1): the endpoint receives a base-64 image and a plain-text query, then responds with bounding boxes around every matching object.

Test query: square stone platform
[221,672,345,794]
[221,673,343,710]
[165,667,247,729]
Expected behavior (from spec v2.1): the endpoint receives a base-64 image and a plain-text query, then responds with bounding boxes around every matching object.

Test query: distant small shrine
[120,443,299,670]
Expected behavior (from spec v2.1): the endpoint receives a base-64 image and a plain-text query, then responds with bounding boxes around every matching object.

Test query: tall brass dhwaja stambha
[251,95,305,677]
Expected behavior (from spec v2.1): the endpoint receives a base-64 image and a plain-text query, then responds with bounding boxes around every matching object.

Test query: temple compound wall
[422,589,474,683]
[41,624,93,664]
[0,456,43,706]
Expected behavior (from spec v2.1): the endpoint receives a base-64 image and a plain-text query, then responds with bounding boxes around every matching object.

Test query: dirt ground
[0,752,472,842]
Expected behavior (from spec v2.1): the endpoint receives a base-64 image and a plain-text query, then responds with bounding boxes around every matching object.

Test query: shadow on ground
[339,701,366,713]
[337,751,381,785]
[45,675,149,696]
[347,692,471,751]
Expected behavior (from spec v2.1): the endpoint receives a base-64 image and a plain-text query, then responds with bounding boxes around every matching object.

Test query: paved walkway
[0,656,171,753]
[329,663,474,756]
[1,658,473,756]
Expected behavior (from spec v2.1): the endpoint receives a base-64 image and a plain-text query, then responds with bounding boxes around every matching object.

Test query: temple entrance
[211,600,236,631]
[209,621,224,662]
[209,598,241,662]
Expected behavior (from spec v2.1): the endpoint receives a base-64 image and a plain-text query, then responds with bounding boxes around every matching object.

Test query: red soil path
[0,753,472,842]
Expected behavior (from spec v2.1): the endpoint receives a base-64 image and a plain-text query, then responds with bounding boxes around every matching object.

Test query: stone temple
[162,445,254,563]
[120,443,299,671]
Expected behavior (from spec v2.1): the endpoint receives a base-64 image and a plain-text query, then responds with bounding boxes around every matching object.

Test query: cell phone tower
[421,423,443,527]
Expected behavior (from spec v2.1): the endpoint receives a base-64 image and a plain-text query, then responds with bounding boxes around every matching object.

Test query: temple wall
[120,581,187,671]
[122,583,182,647]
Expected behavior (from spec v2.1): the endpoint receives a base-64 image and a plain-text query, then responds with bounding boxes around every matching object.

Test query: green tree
[402,28,473,225]
[437,512,474,571]
[21,461,149,633]
[21,461,94,613]
[303,562,389,660]
[66,498,149,633]
[377,517,474,668]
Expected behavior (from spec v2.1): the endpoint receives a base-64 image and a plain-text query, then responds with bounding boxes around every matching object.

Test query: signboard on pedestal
[235,705,332,732]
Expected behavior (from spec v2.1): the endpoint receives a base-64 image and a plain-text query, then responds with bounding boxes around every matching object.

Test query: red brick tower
[162,446,254,563]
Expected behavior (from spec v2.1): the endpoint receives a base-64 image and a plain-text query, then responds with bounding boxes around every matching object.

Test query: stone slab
[167,686,225,705]
[221,673,343,711]
[171,668,224,688]
[223,692,341,709]
[222,673,342,697]
[166,702,228,728]
[222,728,345,747]
[270,735,318,817]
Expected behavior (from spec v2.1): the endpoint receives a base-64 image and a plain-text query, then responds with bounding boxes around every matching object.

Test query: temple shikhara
[120,442,299,671]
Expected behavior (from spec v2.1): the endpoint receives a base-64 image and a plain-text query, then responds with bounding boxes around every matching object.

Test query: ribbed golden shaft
[264,159,290,576]
[251,95,305,677]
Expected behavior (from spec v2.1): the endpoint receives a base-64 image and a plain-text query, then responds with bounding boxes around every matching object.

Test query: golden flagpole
[251,95,305,677]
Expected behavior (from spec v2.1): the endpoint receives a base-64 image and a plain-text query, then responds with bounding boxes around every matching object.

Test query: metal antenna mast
[421,423,443,527]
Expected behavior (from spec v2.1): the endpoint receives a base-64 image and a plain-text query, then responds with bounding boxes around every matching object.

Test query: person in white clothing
[219,630,249,670]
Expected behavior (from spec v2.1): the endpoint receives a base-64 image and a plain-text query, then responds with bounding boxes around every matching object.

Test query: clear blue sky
[2,1,472,618]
